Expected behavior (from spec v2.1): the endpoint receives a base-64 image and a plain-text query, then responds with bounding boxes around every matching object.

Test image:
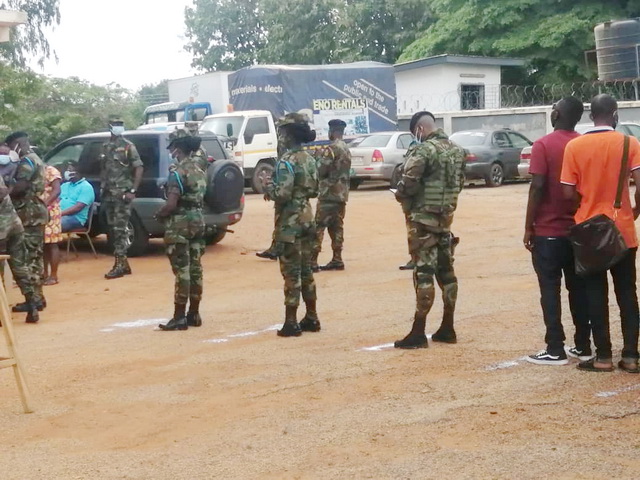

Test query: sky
[27,0,197,90]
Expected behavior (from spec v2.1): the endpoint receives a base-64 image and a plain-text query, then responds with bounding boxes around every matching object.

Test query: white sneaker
[525,350,569,366]
[565,346,594,362]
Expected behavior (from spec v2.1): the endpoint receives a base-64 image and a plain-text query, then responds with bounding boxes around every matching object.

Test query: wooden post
[0,255,33,413]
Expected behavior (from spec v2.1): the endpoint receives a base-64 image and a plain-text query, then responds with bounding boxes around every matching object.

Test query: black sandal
[577,358,614,372]
[618,360,640,374]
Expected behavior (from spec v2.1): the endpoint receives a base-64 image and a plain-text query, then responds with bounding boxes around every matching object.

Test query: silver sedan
[349,131,413,188]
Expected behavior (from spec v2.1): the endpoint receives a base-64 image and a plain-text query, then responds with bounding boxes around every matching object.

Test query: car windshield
[450,132,488,146]
[200,116,245,138]
[356,135,392,148]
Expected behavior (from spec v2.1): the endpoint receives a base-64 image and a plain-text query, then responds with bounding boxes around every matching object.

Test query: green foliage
[0,63,145,152]
[399,0,640,83]
[184,0,430,70]
[0,0,61,66]
[137,79,170,106]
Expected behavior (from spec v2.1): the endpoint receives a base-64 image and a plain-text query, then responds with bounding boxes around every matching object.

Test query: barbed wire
[398,80,640,114]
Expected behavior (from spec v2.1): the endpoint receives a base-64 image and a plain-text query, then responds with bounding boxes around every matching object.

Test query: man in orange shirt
[561,94,640,373]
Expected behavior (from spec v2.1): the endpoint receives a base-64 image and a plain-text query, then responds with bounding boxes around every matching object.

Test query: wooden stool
[0,255,33,413]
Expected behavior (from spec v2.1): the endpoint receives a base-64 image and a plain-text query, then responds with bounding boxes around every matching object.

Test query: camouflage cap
[108,116,124,125]
[168,127,191,143]
[277,112,310,128]
[184,121,199,135]
[328,119,347,130]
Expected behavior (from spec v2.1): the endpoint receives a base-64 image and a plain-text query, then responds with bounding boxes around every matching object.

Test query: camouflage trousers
[22,226,45,303]
[166,238,205,305]
[313,201,346,262]
[266,210,284,256]
[279,229,317,307]
[103,197,132,257]
[0,230,35,300]
[408,221,458,318]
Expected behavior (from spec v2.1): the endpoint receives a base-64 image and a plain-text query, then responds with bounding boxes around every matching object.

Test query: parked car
[43,130,245,256]
[450,129,533,187]
[349,131,413,188]
[517,122,640,179]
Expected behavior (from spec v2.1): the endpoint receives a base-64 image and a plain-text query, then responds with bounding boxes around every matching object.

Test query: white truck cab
[200,110,278,193]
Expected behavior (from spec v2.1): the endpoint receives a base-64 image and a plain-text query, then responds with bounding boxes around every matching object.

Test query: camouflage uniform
[266,149,319,307]
[11,152,48,304]
[397,129,465,321]
[164,154,207,306]
[0,176,33,301]
[100,136,143,257]
[313,139,351,264]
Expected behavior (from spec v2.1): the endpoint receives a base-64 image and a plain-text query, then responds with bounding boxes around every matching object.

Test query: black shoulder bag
[568,135,630,276]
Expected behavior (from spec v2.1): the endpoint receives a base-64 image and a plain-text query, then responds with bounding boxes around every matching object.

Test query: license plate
[351,156,364,165]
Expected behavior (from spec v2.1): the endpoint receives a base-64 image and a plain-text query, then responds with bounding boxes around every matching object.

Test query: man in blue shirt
[60,162,95,231]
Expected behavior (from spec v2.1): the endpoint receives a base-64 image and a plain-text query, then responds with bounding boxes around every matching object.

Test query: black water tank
[595,18,640,81]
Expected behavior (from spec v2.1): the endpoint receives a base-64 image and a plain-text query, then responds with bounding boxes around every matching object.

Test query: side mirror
[226,123,233,137]
[244,132,255,145]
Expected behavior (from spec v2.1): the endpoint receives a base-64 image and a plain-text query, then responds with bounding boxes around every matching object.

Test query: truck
[198,61,398,193]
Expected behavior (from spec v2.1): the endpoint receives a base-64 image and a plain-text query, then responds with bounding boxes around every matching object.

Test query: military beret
[277,112,310,128]
[328,119,347,129]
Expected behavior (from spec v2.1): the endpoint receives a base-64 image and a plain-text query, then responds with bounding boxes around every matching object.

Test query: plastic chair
[65,203,98,259]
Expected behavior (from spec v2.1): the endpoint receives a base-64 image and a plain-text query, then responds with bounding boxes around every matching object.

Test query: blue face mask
[0,154,11,165]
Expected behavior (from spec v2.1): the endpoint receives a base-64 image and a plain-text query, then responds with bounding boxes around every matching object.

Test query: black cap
[328,119,347,130]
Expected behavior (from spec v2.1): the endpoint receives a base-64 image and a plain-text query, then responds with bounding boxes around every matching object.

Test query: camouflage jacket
[11,151,48,227]
[100,137,143,197]
[397,129,466,232]
[0,176,23,241]
[318,139,351,203]
[266,149,319,243]
[193,146,209,172]
[164,155,206,244]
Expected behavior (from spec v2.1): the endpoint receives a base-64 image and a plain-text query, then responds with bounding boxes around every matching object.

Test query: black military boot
[12,299,45,312]
[277,306,302,337]
[122,257,132,275]
[159,304,188,331]
[105,257,126,279]
[394,315,428,349]
[25,296,40,324]
[320,258,345,271]
[187,299,202,327]
[399,259,415,270]
[299,299,321,332]
[432,308,457,343]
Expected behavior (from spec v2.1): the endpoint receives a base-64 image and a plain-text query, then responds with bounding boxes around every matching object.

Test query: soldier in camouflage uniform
[100,119,144,279]
[0,172,38,323]
[264,113,320,337]
[183,121,209,171]
[156,133,207,331]
[311,119,351,272]
[393,112,466,349]
[5,132,48,322]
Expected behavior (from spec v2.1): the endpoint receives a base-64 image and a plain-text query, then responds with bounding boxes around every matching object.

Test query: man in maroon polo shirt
[523,96,592,365]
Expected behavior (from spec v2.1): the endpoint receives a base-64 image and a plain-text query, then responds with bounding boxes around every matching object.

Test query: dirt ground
[1,183,639,480]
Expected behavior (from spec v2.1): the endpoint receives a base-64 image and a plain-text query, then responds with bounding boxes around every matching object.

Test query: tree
[0,0,61,66]
[184,0,265,71]
[137,79,170,106]
[399,0,640,83]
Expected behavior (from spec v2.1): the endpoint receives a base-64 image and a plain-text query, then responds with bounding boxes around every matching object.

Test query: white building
[0,9,26,42]
[394,54,525,115]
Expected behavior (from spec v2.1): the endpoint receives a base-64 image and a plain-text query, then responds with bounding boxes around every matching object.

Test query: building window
[460,84,485,110]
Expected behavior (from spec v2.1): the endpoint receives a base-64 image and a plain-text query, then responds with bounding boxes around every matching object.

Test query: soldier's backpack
[204,159,244,213]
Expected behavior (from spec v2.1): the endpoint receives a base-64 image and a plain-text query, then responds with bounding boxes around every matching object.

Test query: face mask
[110,125,125,136]
[0,154,11,165]
[64,171,77,181]
[9,150,19,162]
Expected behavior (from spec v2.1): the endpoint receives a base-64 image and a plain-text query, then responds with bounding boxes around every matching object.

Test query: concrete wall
[397,102,640,141]
[396,64,502,115]
[168,72,231,115]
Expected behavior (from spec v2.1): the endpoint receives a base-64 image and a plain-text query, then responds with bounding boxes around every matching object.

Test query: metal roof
[394,54,525,73]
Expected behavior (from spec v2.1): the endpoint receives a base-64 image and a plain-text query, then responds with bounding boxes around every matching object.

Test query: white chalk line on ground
[359,335,433,352]
[203,324,281,344]
[100,319,166,332]
[484,357,529,371]
[596,383,640,398]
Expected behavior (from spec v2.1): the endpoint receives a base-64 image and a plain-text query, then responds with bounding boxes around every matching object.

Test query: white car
[517,146,532,179]
[349,131,413,188]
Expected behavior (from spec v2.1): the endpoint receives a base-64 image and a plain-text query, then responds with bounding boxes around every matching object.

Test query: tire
[204,229,227,245]
[485,163,504,187]
[390,166,402,189]
[126,213,149,257]
[349,179,362,190]
[251,161,275,194]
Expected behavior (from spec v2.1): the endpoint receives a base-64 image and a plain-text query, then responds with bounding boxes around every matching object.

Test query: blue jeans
[61,216,84,232]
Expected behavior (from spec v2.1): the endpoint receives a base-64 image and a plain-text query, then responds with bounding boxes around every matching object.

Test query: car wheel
[251,161,275,194]
[485,163,504,187]
[204,229,227,245]
[126,213,149,257]
[390,166,402,189]
[349,179,362,190]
